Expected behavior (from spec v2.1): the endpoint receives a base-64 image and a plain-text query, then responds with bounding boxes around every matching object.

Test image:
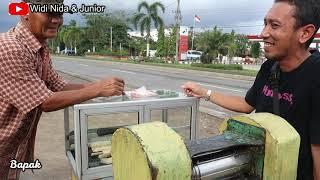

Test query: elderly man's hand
[94,77,125,97]
[181,82,207,98]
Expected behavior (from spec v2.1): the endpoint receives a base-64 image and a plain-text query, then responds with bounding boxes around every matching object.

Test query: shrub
[130,57,166,64]
[144,57,166,63]
[191,63,243,70]
[85,50,129,56]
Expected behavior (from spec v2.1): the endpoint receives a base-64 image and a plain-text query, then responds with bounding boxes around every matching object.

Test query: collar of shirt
[14,21,43,53]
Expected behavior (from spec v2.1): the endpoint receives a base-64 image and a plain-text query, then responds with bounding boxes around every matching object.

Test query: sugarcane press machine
[112,113,300,180]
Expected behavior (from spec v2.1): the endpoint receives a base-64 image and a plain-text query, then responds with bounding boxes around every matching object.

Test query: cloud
[180,0,272,33]
[106,0,274,34]
[1,0,274,34]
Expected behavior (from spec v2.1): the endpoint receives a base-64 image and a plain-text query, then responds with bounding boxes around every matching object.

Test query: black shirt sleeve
[245,60,272,108]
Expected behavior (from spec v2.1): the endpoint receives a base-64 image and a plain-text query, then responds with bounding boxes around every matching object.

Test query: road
[52,56,256,119]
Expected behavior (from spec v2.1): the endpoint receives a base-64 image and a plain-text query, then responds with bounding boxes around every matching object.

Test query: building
[247,33,320,50]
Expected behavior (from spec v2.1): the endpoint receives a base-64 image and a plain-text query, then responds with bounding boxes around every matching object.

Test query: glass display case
[64,90,199,180]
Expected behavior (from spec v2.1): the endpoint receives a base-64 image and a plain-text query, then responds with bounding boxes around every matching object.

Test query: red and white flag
[194,14,201,23]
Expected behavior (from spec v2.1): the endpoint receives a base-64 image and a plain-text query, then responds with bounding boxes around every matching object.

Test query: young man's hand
[181,81,254,113]
[181,82,207,98]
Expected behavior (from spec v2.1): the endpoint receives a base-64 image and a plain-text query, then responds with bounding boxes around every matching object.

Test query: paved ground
[20,72,225,180]
[20,73,89,180]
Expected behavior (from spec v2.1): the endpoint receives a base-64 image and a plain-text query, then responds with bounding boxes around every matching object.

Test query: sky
[1,0,274,35]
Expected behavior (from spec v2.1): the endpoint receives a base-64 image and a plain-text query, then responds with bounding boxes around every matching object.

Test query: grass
[54,55,258,77]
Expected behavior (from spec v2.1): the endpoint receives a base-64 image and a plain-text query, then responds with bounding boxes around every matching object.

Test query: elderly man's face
[260,2,300,61]
[27,12,63,41]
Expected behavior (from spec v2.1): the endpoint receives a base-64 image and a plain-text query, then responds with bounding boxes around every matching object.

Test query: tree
[48,35,61,53]
[108,17,131,51]
[195,27,249,64]
[166,26,177,58]
[49,23,70,53]
[83,13,131,53]
[251,42,261,59]
[64,26,82,54]
[156,25,165,57]
[54,13,132,56]
[234,34,249,57]
[84,14,108,52]
[196,27,224,63]
[223,30,237,63]
[69,19,77,26]
[56,21,83,55]
[128,36,145,56]
[57,25,69,51]
[132,1,165,57]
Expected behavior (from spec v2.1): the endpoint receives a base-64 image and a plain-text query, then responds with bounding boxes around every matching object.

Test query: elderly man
[183,0,320,179]
[0,0,124,179]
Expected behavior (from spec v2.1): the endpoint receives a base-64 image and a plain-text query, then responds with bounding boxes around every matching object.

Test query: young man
[182,0,320,179]
[0,0,124,179]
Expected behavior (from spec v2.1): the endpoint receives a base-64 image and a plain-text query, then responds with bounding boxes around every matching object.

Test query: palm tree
[64,26,82,55]
[196,27,240,64]
[58,21,83,55]
[196,27,223,63]
[48,35,61,53]
[133,1,165,57]
[58,25,68,52]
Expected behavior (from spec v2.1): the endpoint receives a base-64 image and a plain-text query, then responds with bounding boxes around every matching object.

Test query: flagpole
[192,15,195,50]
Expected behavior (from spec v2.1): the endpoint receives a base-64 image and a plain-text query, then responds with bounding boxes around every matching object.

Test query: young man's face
[27,12,63,42]
[261,2,300,60]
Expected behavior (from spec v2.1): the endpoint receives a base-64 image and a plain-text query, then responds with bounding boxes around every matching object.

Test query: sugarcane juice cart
[64,89,200,180]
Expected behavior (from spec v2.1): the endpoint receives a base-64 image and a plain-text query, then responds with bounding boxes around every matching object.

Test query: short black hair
[275,0,320,48]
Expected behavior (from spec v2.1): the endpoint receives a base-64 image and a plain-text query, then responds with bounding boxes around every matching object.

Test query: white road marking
[199,83,244,93]
[111,69,136,74]
[79,64,89,67]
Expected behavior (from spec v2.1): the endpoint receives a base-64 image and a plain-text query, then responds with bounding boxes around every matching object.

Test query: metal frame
[81,105,144,177]
[64,95,199,180]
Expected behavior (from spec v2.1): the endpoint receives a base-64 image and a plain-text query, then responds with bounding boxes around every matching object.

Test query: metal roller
[192,150,252,180]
